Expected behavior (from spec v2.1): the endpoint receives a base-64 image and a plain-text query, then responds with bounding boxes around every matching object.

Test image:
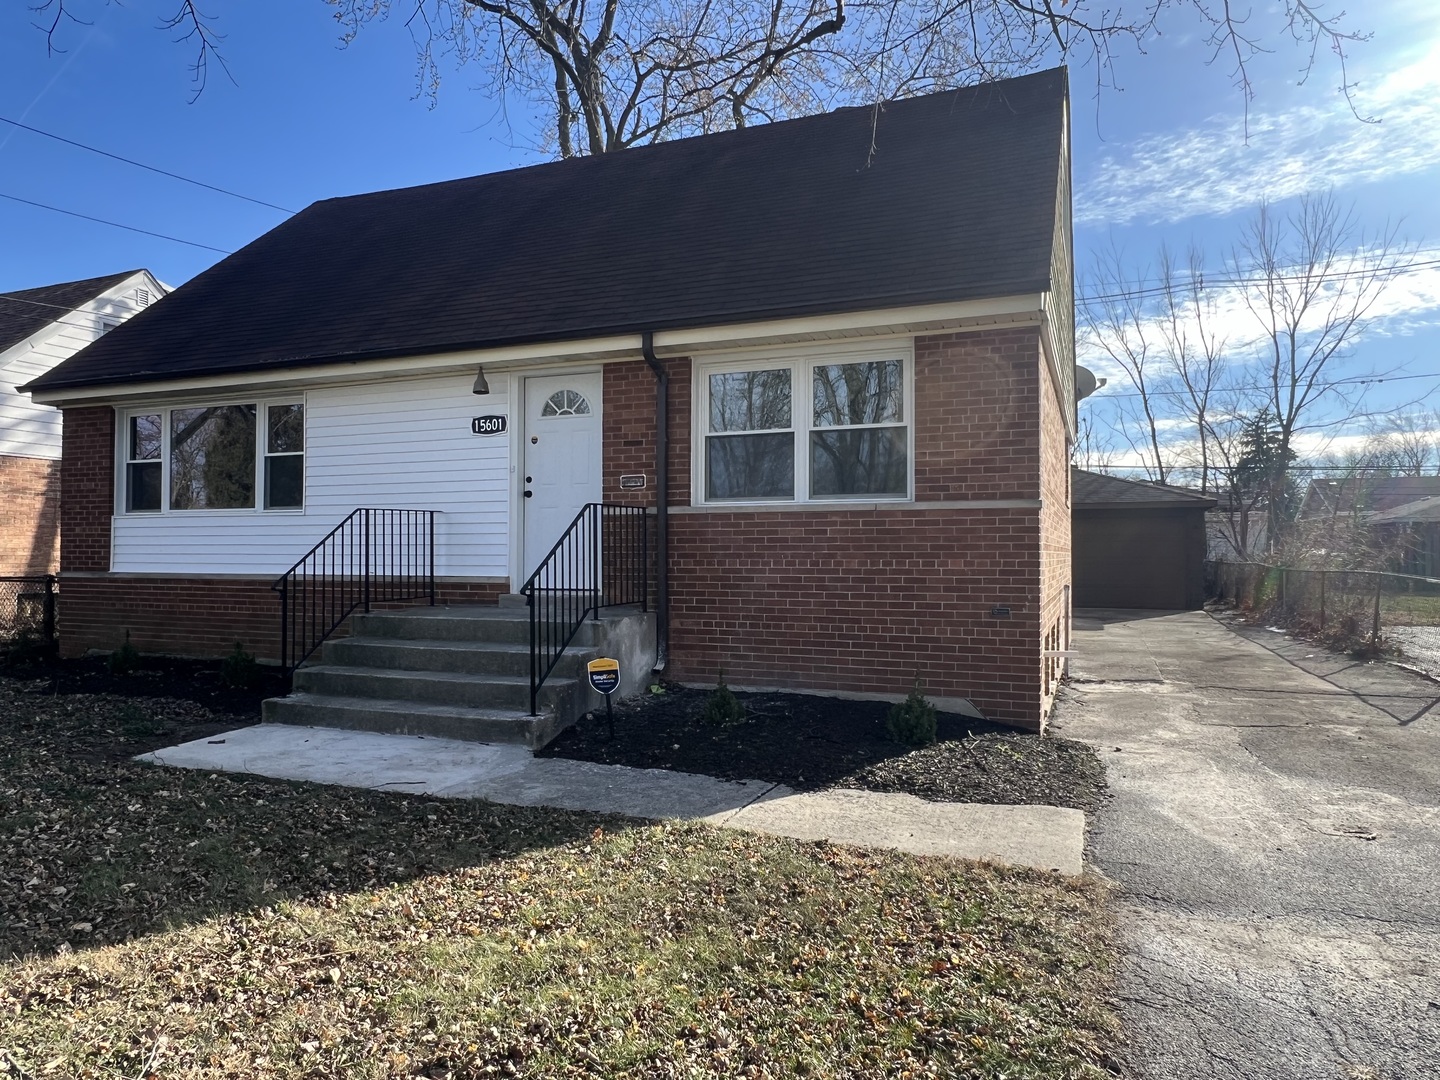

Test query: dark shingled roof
[26,68,1067,394]
[1072,468,1218,509]
[0,271,137,356]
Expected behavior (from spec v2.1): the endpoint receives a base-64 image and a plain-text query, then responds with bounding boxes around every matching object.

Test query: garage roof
[1072,469,1218,510]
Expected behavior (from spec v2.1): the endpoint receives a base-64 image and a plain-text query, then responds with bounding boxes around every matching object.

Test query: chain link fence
[0,575,57,652]
[1207,560,1440,675]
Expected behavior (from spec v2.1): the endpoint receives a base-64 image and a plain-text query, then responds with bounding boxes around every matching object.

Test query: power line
[1087,370,1440,401]
[0,115,296,215]
[0,192,233,254]
[1078,255,1440,305]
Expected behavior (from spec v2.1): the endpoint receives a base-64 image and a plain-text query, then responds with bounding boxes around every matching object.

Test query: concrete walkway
[139,724,1084,874]
[1058,609,1440,1080]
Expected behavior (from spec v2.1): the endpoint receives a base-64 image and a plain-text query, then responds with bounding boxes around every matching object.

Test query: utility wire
[0,115,296,215]
[1078,256,1440,304]
[0,192,233,254]
[1089,370,1440,401]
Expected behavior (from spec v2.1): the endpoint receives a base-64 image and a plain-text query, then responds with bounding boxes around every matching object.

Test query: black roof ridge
[309,69,1067,210]
[0,268,143,302]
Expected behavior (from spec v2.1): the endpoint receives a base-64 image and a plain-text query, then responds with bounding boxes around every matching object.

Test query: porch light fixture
[472,366,490,395]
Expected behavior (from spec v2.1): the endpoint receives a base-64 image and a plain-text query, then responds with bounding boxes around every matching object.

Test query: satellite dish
[1075,366,1106,401]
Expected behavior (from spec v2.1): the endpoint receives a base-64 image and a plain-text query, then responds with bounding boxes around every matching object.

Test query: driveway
[1056,610,1440,1080]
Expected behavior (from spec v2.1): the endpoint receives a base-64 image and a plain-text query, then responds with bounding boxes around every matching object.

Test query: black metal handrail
[522,502,648,715]
[273,508,438,673]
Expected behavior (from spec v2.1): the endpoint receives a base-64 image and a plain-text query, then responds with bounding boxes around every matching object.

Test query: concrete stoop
[262,603,656,749]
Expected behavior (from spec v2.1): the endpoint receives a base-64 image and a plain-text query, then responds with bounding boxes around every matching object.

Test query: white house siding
[109,372,513,580]
[0,273,160,459]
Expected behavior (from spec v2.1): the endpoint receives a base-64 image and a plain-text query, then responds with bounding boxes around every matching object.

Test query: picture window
[699,352,910,503]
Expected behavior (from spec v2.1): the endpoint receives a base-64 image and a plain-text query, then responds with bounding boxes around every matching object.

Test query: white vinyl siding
[110,372,511,578]
[0,274,161,459]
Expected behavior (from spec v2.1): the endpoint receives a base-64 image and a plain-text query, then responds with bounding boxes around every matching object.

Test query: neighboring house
[1366,497,1440,578]
[1072,469,1216,610]
[0,271,167,576]
[22,69,1076,733]
[1205,488,1270,562]
[1299,476,1440,519]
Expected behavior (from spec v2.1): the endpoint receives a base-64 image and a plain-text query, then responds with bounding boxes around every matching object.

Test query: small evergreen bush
[700,669,746,727]
[886,678,937,746]
[221,641,260,690]
[107,631,141,676]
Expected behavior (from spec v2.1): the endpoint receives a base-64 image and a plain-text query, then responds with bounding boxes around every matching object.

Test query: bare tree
[1363,411,1440,477]
[1231,193,1420,539]
[1079,243,1175,483]
[33,2,1371,152]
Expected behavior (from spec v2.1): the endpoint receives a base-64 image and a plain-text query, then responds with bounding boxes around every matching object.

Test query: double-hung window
[121,400,305,513]
[699,348,910,503]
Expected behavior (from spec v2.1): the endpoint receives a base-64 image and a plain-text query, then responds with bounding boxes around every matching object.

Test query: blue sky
[3,1,1437,466]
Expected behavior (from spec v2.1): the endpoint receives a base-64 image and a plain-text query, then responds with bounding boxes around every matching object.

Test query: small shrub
[0,627,52,674]
[887,678,937,747]
[117,702,169,740]
[700,670,746,727]
[221,641,260,690]
[107,631,141,676]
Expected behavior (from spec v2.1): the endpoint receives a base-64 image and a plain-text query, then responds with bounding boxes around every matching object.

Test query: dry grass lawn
[1,674,1121,1079]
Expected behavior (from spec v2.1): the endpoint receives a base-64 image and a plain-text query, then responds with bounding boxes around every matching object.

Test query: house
[1,271,167,577]
[1299,476,1440,519]
[1366,497,1440,578]
[22,68,1075,734]
[1072,469,1216,610]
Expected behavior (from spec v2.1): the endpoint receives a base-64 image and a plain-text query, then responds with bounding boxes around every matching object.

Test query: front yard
[1,664,1120,1078]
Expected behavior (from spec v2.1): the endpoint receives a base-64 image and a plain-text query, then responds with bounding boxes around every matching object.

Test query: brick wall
[59,577,506,661]
[913,327,1043,500]
[0,455,60,576]
[665,507,1043,727]
[601,326,1062,730]
[58,406,114,574]
[1037,343,1074,713]
[602,357,691,507]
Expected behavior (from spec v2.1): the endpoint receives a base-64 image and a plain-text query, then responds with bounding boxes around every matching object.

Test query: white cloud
[1077,36,1440,227]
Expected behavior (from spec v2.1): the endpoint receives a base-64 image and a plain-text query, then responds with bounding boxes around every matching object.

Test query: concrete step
[352,605,614,647]
[293,664,573,714]
[321,637,597,678]
[262,693,563,748]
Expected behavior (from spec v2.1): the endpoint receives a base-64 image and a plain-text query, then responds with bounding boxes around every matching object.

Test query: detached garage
[1072,469,1217,610]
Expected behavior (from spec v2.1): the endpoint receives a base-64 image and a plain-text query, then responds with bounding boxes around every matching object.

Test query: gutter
[641,331,669,670]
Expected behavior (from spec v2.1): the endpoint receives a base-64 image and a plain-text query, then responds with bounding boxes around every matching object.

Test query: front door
[522,373,603,579]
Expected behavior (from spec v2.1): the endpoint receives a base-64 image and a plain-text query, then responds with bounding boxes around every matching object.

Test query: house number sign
[471,415,508,436]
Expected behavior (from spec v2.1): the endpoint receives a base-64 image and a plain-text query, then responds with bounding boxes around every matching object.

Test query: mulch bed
[541,684,1107,812]
[0,653,285,760]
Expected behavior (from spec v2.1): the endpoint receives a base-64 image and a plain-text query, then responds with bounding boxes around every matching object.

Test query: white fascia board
[29,295,1044,406]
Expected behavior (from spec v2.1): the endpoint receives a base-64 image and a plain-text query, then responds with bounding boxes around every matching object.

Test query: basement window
[696,346,911,504]
[119,400,305,514]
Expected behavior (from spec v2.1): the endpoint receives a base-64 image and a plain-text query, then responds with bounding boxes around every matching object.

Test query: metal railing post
[428,511,436,605]
[42,574,56,650]
[591,504,601,620]
[278,578,289,673]
[362,508,372,614]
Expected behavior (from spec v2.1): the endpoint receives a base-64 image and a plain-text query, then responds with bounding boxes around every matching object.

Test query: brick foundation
[0,454,60,576]
[58,576,507,662]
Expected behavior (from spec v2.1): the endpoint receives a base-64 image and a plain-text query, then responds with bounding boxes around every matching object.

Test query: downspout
[641,331,669,669]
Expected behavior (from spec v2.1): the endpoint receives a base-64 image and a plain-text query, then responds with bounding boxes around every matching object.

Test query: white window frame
[115,395,307,516]
[691,340,914,506]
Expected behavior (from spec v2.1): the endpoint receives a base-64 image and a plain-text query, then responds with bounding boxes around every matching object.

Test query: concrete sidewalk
[138,723,1083,874]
